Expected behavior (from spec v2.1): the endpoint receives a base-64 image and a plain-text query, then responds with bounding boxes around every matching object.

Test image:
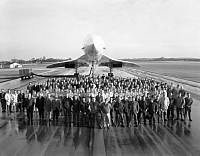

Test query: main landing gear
[108,65,114,78]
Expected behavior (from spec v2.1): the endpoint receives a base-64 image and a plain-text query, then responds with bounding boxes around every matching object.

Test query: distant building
[0,62,23,69]
[10,62,23,68]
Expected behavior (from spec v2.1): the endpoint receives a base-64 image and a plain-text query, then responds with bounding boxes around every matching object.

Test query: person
[175,93,185,121]
[52,94,61,122]
[138,96,147,125]
[103,97,112,128]
[87,97,93,128]
[0,89,6,113]
[96,92,103,103]
[184,93,193,121]
[80,96,87,126]
[72,94,80,126]
[119,96,125,127]
[12,90,18,112]
[44,93,53,122]
[32,83,37,93]
[10,90,15,112]
[23,90,32,120]
[167,84,173,97]
[159,91,169,121]
[95,90,105,129]
[146,93,151,105]
[32,90,38,117]
[84,96,91,127]
[172,85,178,99]
[148,97,157,124]
[21,90,26,111]
[110,97,116,127]
[27,82,33,94]
[62,93,72,125]
[5,89,12,113]
[131,96,139,127]
[89,96,98,128]
[36,92,45,121]
[17,90,23,112]
[96,94,104,129]
[123,96,130,127]
[36,83,42,93]
[114,97,124,127]
[153,96,160,122]
[102,89,110,102]
[179,86,186,98]
[167,93,175,120]
[27,92,35,123]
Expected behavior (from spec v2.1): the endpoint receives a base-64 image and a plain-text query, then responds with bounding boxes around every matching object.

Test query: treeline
[122,57,200,62]
[5,57,72,64]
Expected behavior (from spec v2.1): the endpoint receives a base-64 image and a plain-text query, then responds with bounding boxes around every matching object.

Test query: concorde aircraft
[46,34,139,77]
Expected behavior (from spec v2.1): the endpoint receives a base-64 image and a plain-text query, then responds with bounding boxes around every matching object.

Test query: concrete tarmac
[0,67,200,156]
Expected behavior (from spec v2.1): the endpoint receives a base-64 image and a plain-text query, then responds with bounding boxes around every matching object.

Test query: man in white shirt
[159,91,170,121]
[5,89,12,113]
[12,90,18,112]
[102,89,110,102]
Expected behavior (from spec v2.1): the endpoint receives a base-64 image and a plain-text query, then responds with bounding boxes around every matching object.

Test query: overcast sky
[1,0,200,60]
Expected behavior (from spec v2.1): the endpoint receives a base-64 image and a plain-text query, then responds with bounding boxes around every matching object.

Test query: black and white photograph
[0,0,200,155]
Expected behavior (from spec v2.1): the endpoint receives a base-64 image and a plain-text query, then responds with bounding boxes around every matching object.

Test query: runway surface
[0,67,200,156]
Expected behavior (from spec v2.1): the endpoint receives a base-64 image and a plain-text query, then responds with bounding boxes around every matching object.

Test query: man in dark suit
[62,93,72,125]
[31,83,37,93]
[148,97,157,125]
[175,93,185,121]
[90,96,99,128]
[123,96,130,127]
[36,83,42,93]
[114,97,124,127]
[27,94,35,123]
[44,93,53,121]
[131,96,139,126]
[80,96,87,126]
[184,93,193,121]
[36,93,45,121]
[52,94,61,122]
[27,82,33,94]
[72,94,80,126]
[0,89,6,112]
[167,93,176,120]
[138,96,148,125]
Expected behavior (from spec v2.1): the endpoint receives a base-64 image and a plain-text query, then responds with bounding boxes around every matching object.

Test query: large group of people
[0,74,193,128]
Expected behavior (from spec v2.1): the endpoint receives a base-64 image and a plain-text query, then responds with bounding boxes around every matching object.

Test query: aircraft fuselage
[82,34,105,64]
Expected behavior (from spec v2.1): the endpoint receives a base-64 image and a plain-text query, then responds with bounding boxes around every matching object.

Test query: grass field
[136,61,200,83]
